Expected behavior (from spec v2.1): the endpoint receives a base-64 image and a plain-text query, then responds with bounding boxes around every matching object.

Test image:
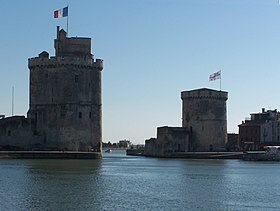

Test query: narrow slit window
[75,75,79,83]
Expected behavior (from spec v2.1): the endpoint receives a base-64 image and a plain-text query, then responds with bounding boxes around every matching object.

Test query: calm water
[0,150,280,211]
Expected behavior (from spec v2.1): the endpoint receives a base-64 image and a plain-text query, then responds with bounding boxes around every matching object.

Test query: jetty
[0,151,101,159]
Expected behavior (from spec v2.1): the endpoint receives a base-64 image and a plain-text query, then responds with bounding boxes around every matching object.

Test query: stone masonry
[181,88,228,151]
[145,88,228,156]
[0,27,103,153]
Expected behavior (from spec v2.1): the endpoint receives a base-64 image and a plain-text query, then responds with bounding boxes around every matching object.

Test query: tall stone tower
[181,88,228,151]
[27,27,103,152]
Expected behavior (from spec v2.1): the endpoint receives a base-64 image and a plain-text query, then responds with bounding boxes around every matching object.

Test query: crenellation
[28,56,103,71]
[95,59,103,70]
[181,88,228,100]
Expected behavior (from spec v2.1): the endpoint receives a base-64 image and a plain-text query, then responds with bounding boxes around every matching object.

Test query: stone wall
[0,116,43,150]
[144,127,189,156]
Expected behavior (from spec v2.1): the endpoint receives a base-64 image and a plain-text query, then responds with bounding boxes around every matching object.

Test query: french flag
[54,6,68,18]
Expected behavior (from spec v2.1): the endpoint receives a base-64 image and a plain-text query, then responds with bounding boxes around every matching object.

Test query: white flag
[209,70,221,81]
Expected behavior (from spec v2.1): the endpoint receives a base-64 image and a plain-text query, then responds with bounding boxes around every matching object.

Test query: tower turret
[181,88,228,151]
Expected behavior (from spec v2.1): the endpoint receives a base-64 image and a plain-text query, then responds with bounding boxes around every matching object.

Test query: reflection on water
[0,150,280,210]
[0,159,103,210]
[25,159,103,210]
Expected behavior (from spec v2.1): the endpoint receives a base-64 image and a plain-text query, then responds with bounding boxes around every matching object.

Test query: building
[144,88,228,157]
[238,122,261,150]
[145,127,189,157]
[181,88,228,151]
[0,27,103,153]
[226,133,239,151]
[118,140,132,148]
[238,108,280,150]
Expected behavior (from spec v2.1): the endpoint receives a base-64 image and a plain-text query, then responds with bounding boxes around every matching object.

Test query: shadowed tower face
[27,27,103,152]
[181,88,228,152]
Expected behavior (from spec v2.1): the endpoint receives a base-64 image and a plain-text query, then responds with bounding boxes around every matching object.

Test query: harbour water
[0,150,280,211]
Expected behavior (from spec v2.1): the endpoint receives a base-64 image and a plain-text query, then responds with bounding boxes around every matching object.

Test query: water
[0,150,280,211]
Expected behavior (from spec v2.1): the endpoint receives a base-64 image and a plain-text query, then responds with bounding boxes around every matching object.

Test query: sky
[1,0,280,144]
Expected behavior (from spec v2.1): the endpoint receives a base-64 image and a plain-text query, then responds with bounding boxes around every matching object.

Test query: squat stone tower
[27,27,103,152]
[181,88,228,151]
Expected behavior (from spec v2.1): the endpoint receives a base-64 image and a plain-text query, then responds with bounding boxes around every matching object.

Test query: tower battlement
[181,88,228,100]
[28,56,103,70]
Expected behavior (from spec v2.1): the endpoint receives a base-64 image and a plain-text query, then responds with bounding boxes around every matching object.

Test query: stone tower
[181,88,228,151]
[27,27,103,152]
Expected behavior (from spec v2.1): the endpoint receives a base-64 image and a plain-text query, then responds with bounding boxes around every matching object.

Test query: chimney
[262,108,265,113]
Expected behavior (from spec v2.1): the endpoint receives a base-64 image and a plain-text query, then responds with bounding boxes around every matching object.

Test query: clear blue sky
[1,0,280,144]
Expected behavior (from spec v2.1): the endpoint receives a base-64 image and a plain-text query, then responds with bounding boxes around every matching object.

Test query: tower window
[79,112,82,119]
[61,105,66,118]
[75,75,79,83]
[89,112,92,118]
[35,112,38,121]
[7,130,11,136]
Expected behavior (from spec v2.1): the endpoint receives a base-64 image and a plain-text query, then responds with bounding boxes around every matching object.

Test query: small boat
[105,149,112,153]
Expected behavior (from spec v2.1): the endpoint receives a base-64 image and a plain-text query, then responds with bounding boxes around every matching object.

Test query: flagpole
[12,86,14,116]
[220,70,222,91]
[67,15,69,36]
[66,4,69,36]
